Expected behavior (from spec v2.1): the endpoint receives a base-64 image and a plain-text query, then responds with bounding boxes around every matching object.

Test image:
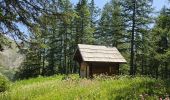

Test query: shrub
[0,74,9,92]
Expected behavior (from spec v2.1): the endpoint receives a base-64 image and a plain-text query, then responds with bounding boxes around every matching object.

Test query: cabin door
[80,62,89,78]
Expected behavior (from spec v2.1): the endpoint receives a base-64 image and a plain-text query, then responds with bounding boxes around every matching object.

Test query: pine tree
[97,2,113,45]
[15,40,42,79]
[89,0,100,43]
[42,0,74,75]
[74,0,95,44]
[0,0,62,47]
[98,0,125,47]
[97,0,129,74]
[150,7,170,79]
[121,0,153,75]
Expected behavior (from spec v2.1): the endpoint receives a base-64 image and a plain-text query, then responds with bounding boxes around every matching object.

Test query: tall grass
[0,75,169,100]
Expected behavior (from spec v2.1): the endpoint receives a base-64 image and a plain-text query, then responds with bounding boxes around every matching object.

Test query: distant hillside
[0,41,24,69]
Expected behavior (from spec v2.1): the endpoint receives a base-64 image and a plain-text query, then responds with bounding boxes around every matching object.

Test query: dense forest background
[0,0,170,80]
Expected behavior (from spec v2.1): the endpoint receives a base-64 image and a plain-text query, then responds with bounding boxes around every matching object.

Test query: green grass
[0,75,169,100]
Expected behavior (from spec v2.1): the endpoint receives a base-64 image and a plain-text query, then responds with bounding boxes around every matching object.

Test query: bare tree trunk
[42,39,45,75]
[130,0,136,75]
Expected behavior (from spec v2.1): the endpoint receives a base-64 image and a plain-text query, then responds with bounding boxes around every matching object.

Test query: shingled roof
[75,44,126,63]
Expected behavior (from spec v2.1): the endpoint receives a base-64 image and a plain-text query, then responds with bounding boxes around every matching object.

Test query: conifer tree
[74,0,95,44]
[98,0,125,47]
[150,7,170,78]
[15,40,42,79]
[121,0,153,75]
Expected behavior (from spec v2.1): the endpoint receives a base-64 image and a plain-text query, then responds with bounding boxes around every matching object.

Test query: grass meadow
[0,74,170,100]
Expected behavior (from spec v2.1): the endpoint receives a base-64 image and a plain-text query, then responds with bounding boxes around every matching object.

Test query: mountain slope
[0,41,24,69]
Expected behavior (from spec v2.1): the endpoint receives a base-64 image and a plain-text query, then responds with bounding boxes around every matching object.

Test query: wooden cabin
[74,44,126,78]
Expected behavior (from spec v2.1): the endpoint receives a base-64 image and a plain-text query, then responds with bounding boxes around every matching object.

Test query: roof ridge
[78,44,115,48]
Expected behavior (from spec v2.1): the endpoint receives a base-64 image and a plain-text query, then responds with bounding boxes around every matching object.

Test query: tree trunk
[130,0,136,75]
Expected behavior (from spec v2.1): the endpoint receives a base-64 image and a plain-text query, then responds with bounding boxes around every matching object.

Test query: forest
[0,0,170,99]
[0,0,170,80]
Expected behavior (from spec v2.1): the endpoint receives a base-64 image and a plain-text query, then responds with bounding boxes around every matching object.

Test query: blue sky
[71,0,169,12]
